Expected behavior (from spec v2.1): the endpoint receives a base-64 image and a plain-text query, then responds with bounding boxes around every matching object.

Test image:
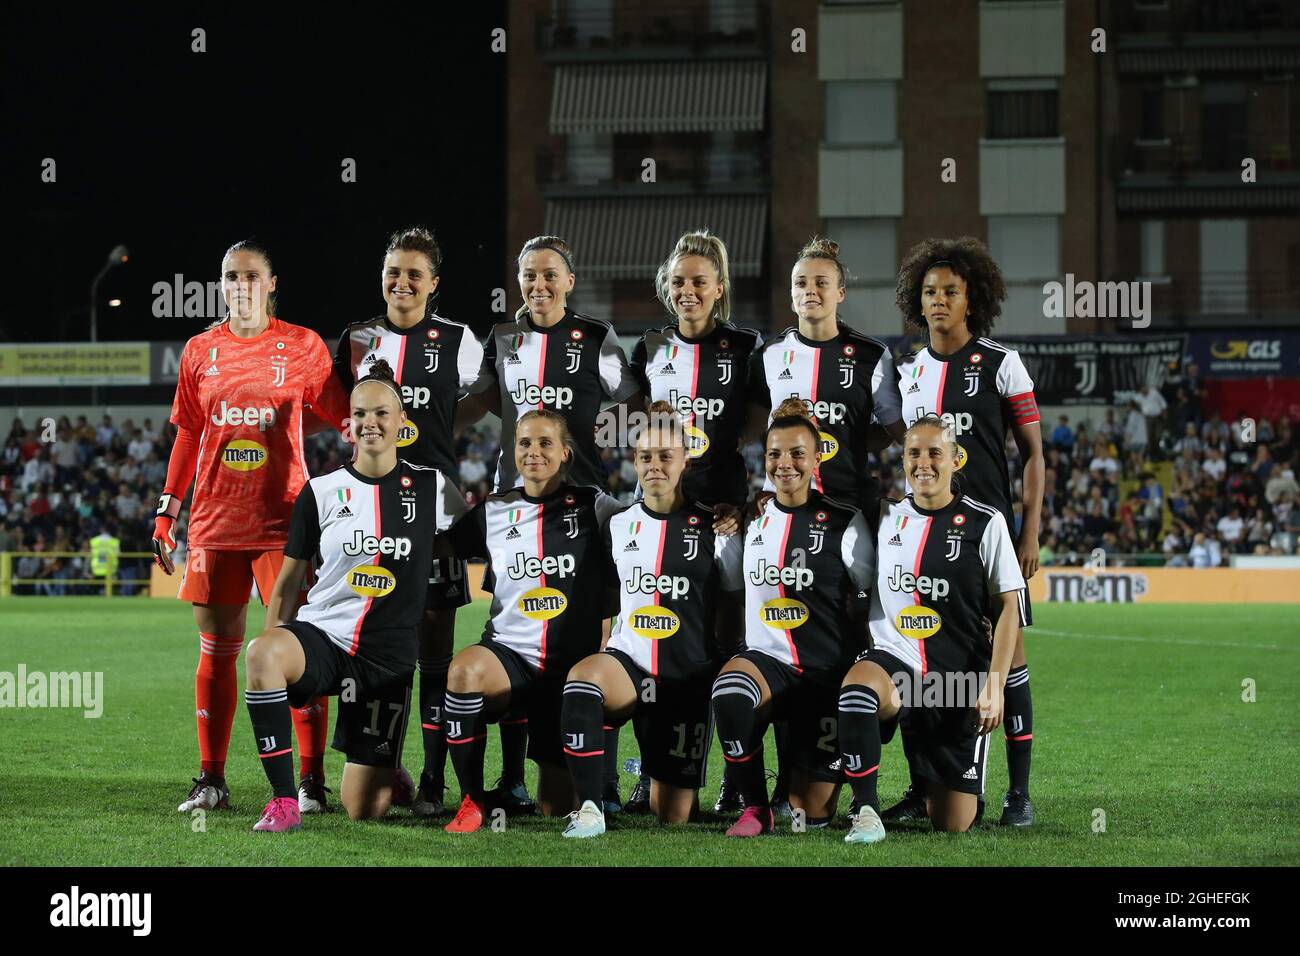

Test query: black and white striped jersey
[333,314,483,484]
[868,493,1025,678]
[286,461,467,669]
[605,500,744,681]
[748,324,903,508]
[449,483,623,672]
[895,336,1039,532]
[741,493,874,677]
[472,309,639,491]
[630,322,760,506]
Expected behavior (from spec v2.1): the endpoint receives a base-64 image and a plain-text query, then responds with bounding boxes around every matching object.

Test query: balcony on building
[536,0,768,62]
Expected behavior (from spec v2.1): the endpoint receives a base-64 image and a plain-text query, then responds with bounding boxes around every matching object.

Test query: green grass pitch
[1,597,1297,866]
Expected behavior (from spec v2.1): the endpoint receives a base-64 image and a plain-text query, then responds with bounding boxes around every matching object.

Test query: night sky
[2,5,508,346]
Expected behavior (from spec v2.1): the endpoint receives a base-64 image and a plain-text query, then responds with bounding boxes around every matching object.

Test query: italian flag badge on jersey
[368,336,381,350]
[910,366,923,379]
[757,515,770,530]
[783,350,796,366]
[508,508,522,524]
[337,489,351,504]
[666,345,679,361]
[509,333,525,352]
[895,515,908,530]
[629,521,642,535]
[208,348,218,361]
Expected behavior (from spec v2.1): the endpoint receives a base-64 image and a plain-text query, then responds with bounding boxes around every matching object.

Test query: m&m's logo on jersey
[519,586,567,620]
[348,564,397,598]
[818,431,839,462]
[955,445,968,470]
[397,422,419,447]
[221,440,268,471]
[684,423,710,458]
[760,597,809,629]
[895,606,942,639]
[630,605,681,640]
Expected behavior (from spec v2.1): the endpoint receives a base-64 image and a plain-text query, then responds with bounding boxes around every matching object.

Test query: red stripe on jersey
[395,332,408,383]
[810,349,823,493]
[688,341,700,416]
[536,334,547,409]
[934,359,948,416]
[912,515,932,677]
[650,517,669,677]
[776,512,801,672]
[349,484,383,655]
[536,501,547,671]
[1006,391,1039,425]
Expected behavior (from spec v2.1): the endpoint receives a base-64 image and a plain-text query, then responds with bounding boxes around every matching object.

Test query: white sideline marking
[1034,627,1284,652]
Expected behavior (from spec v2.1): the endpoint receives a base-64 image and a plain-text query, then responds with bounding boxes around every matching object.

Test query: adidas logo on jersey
[362,354,377,365]
[204,364,220,377]
[888,534,902,546]
[751,535,763,545]
[962,765,978,780]
[661,362,676,374]
[907,382,920,394]
[623,540,640,552]
[777,369,793,380]
[505,527,521,540]
[337,506,354,518]
[374,741,392,756]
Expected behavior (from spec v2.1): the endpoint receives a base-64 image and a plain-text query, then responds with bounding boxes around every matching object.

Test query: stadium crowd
[2,382,1297,594]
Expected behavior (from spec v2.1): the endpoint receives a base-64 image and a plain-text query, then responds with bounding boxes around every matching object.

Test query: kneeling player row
[242,371,1024,844]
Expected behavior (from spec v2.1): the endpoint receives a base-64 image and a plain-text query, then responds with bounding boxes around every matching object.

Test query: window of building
[823,218,896,284]
[987,215,1059,281]
[1139,220,1169,282]
[825,81,897,145]
[987,79,1059,139]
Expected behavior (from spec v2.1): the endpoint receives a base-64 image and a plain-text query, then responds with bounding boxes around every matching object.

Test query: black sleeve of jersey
[284,484,321,560]
[597,517,620,618]
[746,341,769,408]
[332,328,354,394]
[448,501,488,560]
[629,337,650,395]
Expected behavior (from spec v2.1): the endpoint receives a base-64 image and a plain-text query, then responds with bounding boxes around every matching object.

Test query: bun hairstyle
[796,235,848,290]
[515,235,576,321]
[210,237,277,329]
[354,358,404,408]
[385,226,443,278]
[655,230,732,325]
[635,399,687,448]
[767,397,821,447]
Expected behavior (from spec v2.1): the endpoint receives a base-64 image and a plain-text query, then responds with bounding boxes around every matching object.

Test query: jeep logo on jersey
[683,423,710,459]
[669,391,724,422]
[343,530,413,560]
[401,385,431,409]
[818,431,840,462]
[630,605,681,639]
[212,401,276,431]
[749,559,814,591]
[221,440,268,471]
[895,606,942,639]
[507,553,576,580]
[914,407,973,436]
[887,566,950,599]
[396,422,419,447]
[348,564,397,597]
[518,586,567,620]
[509,383,574,408]
[760,597,809,629]
[626,568,690,600]
[800,398,846,425]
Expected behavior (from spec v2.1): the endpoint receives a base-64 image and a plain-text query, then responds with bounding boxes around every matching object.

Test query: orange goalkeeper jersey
[170,317,349,550]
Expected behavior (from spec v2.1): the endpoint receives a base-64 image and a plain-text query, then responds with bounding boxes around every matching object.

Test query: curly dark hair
[895,236,1007,340]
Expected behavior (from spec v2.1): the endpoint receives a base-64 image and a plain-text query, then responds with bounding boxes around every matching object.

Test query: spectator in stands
[1245,508,1274,553]
[53,428,80,485]
[0,519,19,554]
[1202,447,1227,482]
[15,534,47,595]
[1038,533,1057,568]
[1088,441,1120,478]
[126,428,153,463]
[1201,412,1229,449]
[2,437,21,473]
[1172,422,1202,457]
[1050,415,1073,454]
[1162,525,1188,566]
[1188,532,1220,568]
[95,415,117,451]
[140,418,159,445]
[1264,464,1298,506]
[21,449,53,492]
[113,482,142,523]
[1123,401,1148,467]
[458,448,488,496]
[1136,384,1167,457]
[1095,408,1119,447]
[1216,506,1244,552]
[141,450,167,489]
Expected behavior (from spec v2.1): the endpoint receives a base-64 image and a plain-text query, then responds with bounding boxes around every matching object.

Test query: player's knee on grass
[927,786,978,833]
[536,762,576,816]
[651,782,695,825]
[341,764,394,821]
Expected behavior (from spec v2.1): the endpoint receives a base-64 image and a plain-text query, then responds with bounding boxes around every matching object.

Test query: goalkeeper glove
[152,492,182,574]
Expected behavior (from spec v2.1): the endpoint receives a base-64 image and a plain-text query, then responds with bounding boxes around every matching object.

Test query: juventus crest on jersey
[450,484,623,672]
[334,314,483,483]
[741,494,874,676]
[605,501,743,680]
[749,324,903,506]
[475,309,639,491]
[868,494,1025,679]
[286,461,467,668]
[895,336,1039,527]
[631,323,760,505]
